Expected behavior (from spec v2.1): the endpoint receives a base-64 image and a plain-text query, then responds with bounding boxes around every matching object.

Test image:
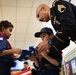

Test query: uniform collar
[0,32,8,39]
[50,8,53,18]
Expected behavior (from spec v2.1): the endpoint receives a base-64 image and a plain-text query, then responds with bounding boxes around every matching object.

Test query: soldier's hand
[41,50,48,58]
[38,40,51,52]
[41,51,47,57]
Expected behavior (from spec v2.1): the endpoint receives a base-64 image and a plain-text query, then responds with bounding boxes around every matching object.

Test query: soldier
[36,0,76,56]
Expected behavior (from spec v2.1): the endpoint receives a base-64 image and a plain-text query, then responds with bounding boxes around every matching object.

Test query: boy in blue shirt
[0,20,22,75]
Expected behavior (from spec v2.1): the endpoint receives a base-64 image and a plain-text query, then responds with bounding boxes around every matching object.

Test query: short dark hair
[0,20,14,31]
[24,62,28,64]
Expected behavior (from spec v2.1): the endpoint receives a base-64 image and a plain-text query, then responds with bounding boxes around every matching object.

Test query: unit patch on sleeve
[58,5,66,13]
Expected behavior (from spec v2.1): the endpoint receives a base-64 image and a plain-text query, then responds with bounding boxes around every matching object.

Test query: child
[0,20,22,75]
[29,27,62,75]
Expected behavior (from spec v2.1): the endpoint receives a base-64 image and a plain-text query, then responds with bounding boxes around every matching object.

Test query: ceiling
[0,0,55,50]
[0,0,76,53]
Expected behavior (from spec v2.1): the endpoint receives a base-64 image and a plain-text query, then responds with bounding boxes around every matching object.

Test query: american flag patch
[0,37,3,40]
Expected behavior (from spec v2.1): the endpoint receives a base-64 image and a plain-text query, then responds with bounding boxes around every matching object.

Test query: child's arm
[0,48,22,56]
[29,55,39,67]
[41,50,59,66]
[33,58,40,68]
[0,36,22,56]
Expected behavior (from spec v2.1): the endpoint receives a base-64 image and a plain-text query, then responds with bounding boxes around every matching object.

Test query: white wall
[71,0,76,5]
[63,41,76,57]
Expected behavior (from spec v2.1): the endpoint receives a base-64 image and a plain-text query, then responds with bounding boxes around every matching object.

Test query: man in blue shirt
[22,62,30,71]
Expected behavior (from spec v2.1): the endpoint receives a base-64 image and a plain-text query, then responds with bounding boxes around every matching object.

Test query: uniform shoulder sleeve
[53,0,67,13]
[54,0,76,31]
[51,1,76,42]
[49,1,76,55]
[49,0,76,55]
[0,36,7,53]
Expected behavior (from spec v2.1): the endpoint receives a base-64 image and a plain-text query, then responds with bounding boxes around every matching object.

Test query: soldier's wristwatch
[48,40,52,45]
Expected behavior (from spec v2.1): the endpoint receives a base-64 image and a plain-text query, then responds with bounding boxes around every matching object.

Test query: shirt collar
[0,32,8,39]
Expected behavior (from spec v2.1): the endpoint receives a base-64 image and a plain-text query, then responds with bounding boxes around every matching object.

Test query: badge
[0,37,3,40]
[58,5,66,13]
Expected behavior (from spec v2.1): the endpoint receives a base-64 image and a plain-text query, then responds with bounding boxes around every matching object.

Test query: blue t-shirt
[0,34,14,66]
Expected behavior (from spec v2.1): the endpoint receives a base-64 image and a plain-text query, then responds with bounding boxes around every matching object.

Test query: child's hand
[29,55,36,61]
[37,50,43,59]
[13,48,22,54]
